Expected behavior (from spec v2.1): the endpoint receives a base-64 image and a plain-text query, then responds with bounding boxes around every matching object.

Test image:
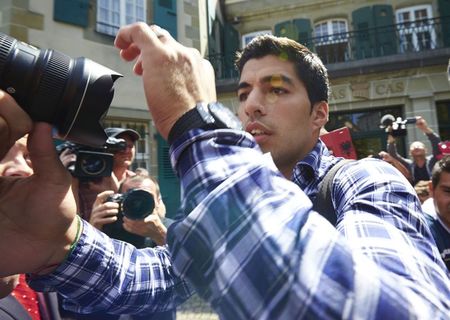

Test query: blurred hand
[415,116,432,134]
[123,214,167,246]
[0,90,32,159]
[0,275,19,298]
[0,122,78,276]
[90,190,120,230]
[114,22,217,139]
[59,148,77,168]
[378,151,394,164]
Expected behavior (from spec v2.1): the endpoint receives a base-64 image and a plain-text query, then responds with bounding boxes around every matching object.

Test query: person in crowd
[0,136,62,320]
[61,175,174,320]
[90,174,170,248]
[387,117,441,185]
[414,180,432,204]
[105,127,140,185]
[59,127,140,220]
[0,23,448,319]
[423,155,450,271]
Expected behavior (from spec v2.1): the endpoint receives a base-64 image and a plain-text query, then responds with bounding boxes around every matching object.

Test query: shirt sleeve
[28,220,192,315]
[426,132,442,171]
[387,139,411,169]
[167,129,450,319]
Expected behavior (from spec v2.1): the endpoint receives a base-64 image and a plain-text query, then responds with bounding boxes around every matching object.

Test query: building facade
[2,0,450,214]
[216,0,450,158]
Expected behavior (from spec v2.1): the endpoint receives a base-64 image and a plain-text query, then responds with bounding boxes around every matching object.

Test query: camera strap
[312,159,354,226]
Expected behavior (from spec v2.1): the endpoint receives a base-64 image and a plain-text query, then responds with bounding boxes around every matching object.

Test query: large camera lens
[122,189,155,220]
[0,33,122,147]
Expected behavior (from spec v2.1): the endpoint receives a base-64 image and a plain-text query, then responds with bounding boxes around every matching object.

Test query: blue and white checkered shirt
[29,221,192,315]
[28,128,450,318]
[167,129,450,319]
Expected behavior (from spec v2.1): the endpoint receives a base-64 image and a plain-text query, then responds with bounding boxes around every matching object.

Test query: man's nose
[242,90,266,119]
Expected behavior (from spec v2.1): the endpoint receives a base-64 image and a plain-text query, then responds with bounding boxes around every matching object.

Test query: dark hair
[431,155,450,188]
[235,35,329,105]
[120,174,161,199]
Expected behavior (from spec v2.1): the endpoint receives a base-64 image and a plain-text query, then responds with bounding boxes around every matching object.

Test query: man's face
[113,134,136,169]
[237,55,328,177]
[0,136,33,177]
[410,142,427,161]
[432,171,450,227]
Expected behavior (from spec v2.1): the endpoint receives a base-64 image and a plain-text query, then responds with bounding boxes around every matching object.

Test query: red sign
[320,127,357,159]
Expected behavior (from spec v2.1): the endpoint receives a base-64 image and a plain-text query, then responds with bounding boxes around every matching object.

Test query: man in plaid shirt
[0,23,448,319]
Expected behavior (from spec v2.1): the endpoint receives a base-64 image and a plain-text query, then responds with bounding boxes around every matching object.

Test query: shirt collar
[291,139,338,196]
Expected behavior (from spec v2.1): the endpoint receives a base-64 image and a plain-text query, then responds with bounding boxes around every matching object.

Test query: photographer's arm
[386,133,411,169]
[0,93,191,314]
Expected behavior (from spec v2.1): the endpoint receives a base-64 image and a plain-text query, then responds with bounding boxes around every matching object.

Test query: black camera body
[103,189,155,248]
[380,114,417,137]
[56,137,126,179]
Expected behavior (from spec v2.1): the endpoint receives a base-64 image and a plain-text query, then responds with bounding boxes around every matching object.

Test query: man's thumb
[27,122,69,181]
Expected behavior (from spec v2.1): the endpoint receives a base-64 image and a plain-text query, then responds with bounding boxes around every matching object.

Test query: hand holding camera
[122,214,167,246]
[0,122,78,276]
[92,188,156,248]
[380,114,418,137]
[90,190,120,230]
[56,137,127,180]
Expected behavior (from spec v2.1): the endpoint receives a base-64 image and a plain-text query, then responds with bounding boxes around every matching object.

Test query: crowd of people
[0,22,449,320]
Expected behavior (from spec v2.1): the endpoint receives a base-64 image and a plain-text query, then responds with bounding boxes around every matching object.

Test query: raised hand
[114,23,216,138]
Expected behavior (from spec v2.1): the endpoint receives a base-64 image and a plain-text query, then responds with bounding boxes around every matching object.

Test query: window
[314,19,349,63]
[102,119,150,170]
[396,5,436,52]
[97,0,146,36]
[241,30,272,48]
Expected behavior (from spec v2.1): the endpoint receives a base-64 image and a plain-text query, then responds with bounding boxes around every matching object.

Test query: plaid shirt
[167,129,450,319]
[29,221,192,315]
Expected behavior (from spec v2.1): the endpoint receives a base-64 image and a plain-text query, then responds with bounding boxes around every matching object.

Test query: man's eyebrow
[261,74,294,86]
[238,74,294,90]
[237,82,250,90]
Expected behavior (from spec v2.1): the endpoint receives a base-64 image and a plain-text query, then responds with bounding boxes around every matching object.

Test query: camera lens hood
[0,32,121,147]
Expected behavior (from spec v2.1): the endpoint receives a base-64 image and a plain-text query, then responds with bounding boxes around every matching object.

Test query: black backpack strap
[312,159,353,225]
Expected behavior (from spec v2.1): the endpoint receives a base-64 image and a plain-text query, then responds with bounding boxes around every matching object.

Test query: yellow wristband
[67,215,82,258]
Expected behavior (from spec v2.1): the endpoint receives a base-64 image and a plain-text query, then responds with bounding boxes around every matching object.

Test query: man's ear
[311,101,329,130]
[428,180,434,197]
